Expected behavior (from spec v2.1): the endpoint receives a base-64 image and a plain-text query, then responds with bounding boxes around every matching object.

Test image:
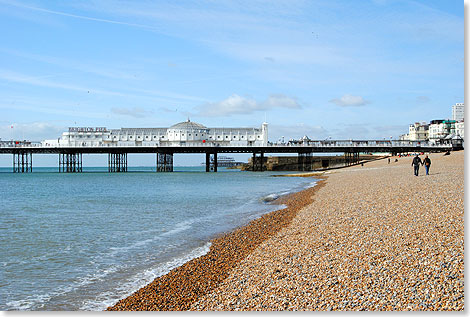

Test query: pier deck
[0,140,461,173]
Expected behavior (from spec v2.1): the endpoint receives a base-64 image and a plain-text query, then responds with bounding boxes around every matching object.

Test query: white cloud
[263,94,301,110]
[329,94,370,107]
[1,122,65,141]
[111,107,153,118]
[196,94,301,117]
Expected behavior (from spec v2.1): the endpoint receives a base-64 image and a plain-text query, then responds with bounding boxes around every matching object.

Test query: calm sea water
[0,166,317,311]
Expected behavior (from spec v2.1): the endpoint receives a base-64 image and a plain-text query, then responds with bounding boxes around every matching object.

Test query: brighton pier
[0,120,462,173]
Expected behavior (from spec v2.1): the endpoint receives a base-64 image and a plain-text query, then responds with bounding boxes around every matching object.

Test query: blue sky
[0,0,464,166]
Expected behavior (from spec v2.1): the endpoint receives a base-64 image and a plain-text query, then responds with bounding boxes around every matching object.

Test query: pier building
[42,120,268,148]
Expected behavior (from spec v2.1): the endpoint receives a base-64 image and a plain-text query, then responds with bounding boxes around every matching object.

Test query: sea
[0,166,317,311]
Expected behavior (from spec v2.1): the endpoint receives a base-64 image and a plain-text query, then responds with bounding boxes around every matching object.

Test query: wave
[260,193,280,203]
[79,242,212,311]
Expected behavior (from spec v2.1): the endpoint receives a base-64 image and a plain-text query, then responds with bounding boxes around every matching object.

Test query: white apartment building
[399,122,428,141]
[455,121,465,138]
[408,122,429,141]
[428,120,456,141]
[42,120,269,147]
[452,103,465,121]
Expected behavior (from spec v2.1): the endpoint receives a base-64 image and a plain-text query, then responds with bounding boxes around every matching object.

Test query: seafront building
[399,122,429,141]
[428,120,456,141]
[455,121,464,138]
[452,103,465,121]
[400,102,464,142]
[42,120,269,147]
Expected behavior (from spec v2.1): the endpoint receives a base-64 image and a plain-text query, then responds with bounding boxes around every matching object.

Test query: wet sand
[108,150,464,311]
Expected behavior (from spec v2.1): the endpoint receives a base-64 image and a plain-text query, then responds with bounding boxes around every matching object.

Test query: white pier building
[42,120,269,147]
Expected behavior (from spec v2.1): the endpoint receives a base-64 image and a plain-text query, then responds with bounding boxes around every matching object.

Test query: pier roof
[170,119,207,130]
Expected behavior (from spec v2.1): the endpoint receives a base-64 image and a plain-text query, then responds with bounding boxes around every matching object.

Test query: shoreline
[107,176,327,311]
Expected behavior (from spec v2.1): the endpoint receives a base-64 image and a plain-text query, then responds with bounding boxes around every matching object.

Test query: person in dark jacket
[411,154,422,176]
[423,155,431,175]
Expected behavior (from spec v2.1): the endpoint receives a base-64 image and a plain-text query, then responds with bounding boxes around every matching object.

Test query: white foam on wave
[79,242,212,311]
[6,241,212,311]
[307,180,317,188]
[160,219,194,237]
[107,219,194,256]
[108,238,156,255]
[260,193,280,203]
[5,294,52,311]
[4,261,123,311]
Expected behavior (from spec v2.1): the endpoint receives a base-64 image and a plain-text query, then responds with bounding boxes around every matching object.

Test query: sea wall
[240,155,381,171]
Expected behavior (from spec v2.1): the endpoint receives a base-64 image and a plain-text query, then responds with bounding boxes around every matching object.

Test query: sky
[0,0,464,166]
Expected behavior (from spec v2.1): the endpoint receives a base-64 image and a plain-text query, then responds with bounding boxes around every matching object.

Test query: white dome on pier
[170,119,207,130]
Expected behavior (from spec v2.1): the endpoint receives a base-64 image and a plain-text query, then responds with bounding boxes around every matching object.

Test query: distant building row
[399,103,464,143]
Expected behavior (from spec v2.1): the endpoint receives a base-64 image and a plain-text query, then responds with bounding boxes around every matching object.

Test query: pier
[0,140,461,173]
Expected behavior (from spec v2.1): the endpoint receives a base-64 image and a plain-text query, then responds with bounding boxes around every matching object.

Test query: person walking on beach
[411,154,422,176]
[423,155,431,175]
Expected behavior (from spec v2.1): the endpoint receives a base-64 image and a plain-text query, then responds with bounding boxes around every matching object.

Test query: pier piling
[213,153,217,172]
[59,153,82,173]
[297,152,312,171]
[156,152,173,172]
[204,152,218,172]
[108,153,127,172]
[251,152,265,171]
[13,151,32,173]
[344,152,360,166]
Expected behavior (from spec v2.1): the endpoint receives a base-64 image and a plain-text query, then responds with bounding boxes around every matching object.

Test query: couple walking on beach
[411,154,431,176]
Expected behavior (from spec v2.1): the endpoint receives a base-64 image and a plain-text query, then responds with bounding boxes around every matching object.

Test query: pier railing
[0,140,456,149]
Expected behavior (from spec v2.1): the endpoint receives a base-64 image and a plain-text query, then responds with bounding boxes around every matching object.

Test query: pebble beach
[108,150,464,311]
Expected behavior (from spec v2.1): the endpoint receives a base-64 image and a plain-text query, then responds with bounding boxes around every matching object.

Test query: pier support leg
[108,153,127,172]
[305,152,312,171]
[59,153,83,173]
[298,153,305,171]
[156,152,173,172]
[205,152,210,172]
[252,153,256,171]
[260,152,264,172]
[13,151,32,173]
[212,153,218,172]
[344,152,358,166]
[251,152,264,172]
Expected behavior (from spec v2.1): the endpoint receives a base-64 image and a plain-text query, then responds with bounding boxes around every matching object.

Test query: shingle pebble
[191,151,464,311]
[108,151,464,311]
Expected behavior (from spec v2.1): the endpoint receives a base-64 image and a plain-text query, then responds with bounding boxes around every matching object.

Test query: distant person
[388,158,390,164]
[423,155,431,175]
[411,154,422,176]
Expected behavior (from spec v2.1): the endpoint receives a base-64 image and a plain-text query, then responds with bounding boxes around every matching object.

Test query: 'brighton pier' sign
[68,127,108,132]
